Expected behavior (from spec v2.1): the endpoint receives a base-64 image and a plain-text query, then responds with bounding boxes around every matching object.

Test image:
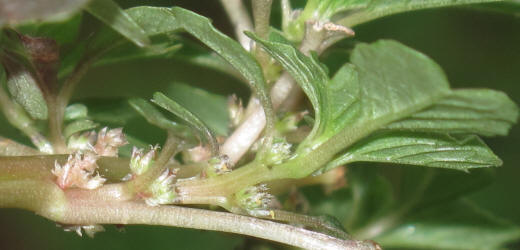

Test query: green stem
[46,95,67,153]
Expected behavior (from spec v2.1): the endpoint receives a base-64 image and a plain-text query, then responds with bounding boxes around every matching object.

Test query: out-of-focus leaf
[128,98,194,142]
[345,167,395,230]
[152,92,218,154]
[375,200,520,249]
[326,132,502,172]
[64,103,88,121]
[4,68,48,120]
[166,83,229,136]
[84,0,150,47]
[387,89,519,137]
[338,0,503,27]
[63,119,97,138]
[0,0,89,27]
[470,1,520,15]
[15,14,82,45]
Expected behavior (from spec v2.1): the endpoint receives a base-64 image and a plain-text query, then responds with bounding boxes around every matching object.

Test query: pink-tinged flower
[52,153,105,189]
[93,127,128,156]
[130,145,159,175]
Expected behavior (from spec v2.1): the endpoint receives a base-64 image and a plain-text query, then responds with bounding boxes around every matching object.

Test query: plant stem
[252,0,273,68]
[219,0,253,50]
[46,95,67,153]
[0,136,41,156]
[62,198,378,250]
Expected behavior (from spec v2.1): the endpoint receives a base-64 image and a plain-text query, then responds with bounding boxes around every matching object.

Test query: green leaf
[285,0,367,40]
[253,38,451,154]
[5,68,48,120]
[340,165,500,240]
[249,31,361,145]
[344,167,395,230]
[165,83,229,136]
[338,0,503,27]
[152,92,218,154]
[387,89,519,137]
[64,103,88,121]
[375,200,520,250]
[247,32,331,142]
[63,119,98,138]
[128,98,194,142]
[0,0,89,27]
[15,13,83,45]
[326,131,502,171]
[84,0,150,47]
[330,40,451,149]
[168,7,275,135]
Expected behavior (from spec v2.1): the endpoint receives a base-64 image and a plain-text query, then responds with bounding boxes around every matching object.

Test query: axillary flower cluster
[52,128,127,190]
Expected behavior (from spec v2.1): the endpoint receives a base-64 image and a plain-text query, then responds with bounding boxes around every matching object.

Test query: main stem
[62,198,377,250]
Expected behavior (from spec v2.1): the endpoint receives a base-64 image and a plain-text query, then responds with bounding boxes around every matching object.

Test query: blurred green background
[0,0,519,249]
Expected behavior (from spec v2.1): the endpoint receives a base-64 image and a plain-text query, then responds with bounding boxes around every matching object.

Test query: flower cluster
[145,168,178,206]
[54,127,128,189]
[130,145,160,175]
[52,153,105,189]
[234,184,274,211]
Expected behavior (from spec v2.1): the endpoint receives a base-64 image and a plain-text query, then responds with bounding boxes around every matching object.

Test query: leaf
[248,32,359,145]
[0,0,89,27]
[326,131,502,172]
[4,68,48,120]
[387,89,519,137]
[84,0,150,47]
[165,83,230,136]
[64,103,88,121]
[344,167,395,230]
[332,40,451,148]
[252,38,452,153]
[375,200,520,250]
[128,98,194,142]
[338,0,503,27]
[284,0,367,40]
[168,7,275,135]
[63,119,98,138]
[15,13,83,45]
[152,92,218,154]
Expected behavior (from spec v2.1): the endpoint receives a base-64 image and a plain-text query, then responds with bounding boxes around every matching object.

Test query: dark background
[0,0,518,249]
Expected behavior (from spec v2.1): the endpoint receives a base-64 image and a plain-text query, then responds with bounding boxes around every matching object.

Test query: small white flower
[234,184,274,211]
[204,155,231,177]
[262,138,292,165]
[145,168,177,206]
[130,145,159,175]
[52,152,105,189]
[94,127,128,156]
